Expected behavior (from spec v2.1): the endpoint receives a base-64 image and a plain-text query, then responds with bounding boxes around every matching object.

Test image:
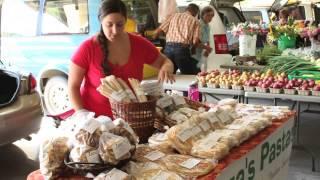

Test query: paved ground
[0,98,319,180]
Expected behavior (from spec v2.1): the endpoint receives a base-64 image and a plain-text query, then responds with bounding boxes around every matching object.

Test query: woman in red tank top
[68,0,174,117]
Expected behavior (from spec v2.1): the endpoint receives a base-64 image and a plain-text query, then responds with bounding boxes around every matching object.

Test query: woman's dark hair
[97,0,127,76]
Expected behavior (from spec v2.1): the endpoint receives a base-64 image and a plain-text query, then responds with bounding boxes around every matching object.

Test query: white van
[175,0,246,71]
[0,0,244,115]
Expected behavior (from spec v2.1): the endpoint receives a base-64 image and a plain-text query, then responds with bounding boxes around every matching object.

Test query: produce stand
[156,75,245,102]
[220,64,266,72]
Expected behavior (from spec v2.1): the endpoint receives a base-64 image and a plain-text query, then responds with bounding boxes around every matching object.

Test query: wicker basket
[110,96,157,143]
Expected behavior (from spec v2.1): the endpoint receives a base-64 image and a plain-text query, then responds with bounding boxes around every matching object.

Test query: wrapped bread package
[99,132,133,165]
[123,161,183,180]
[133,144,166,163]
[110,118,139,145]
[199,111,224,129]
[94,168,131,180]
[191,131,230,160]
[39,136,71,180]
[167,121,203,154]
[160,154,216,178]
[74,118,103,148]
[69,146,101,164]
[148,133,175,154]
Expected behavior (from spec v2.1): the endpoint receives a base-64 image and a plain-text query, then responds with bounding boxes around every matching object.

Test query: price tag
[199,120,211,131]
[86,150,100,163]
[217,111,231,124]
[177,127,194,142]
[112,138,131,160]
[180,158,201,169]
[207,113,220,124]
[144,151,165,161]
[106,168,129,180]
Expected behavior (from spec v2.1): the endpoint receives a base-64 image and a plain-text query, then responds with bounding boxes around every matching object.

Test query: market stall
[26,75,295,179]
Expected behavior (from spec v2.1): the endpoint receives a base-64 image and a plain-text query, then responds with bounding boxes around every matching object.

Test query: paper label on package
[157,95,173,108]
[207,113,220,124]
[198,132,224,150]
[192,126,202,136]
[177,127,194,142]
[180,158,201,169]
[199,120,211,131]
[144,151,165,161]
[151,171,170,180]
[217,111,231,124]
[86,150,100,163]
[106,168,129,180]
[82,119,101,134]
[112,138,131,159]
[172,95,186,106]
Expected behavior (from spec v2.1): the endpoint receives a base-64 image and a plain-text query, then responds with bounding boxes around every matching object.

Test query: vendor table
[27,114,295,180]
[244,92,320,171]
[200,115,295,180]
[220,64,265,71]
[155,75,245,102]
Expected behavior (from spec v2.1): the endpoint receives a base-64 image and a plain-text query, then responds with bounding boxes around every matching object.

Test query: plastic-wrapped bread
[98,76,131,103]
[99,132,133,165]
[117,77,138,102]
[159,154,216,178]
[74,119,103,148]
[178,107,200,118]
[128,78,147,102]
[39,136,71,180]
[111,118,139,144]
[168,111,189,124]
[132,144,166,163]
[123,161,183,180]
[69,146,101,163]
[166,121,203,154]
[190,131,230,160]
[94,168,131,180]
[199,111,224,129]
[188,115,212,135]
[148,133,175,154]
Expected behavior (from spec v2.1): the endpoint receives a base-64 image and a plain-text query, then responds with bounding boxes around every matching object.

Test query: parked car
[0,0,244,115]
[0,62,43,146]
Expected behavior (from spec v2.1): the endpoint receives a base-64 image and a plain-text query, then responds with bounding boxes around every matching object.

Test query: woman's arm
[150,53,175,83]
[68,62,86,110]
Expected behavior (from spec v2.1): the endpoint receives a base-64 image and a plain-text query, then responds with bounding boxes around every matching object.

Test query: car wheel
[43,76,71,115]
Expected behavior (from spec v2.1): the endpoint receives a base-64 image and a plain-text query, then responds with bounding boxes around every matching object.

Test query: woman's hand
[158,62,175,84]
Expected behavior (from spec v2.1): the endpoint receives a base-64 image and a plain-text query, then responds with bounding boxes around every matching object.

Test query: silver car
[0,64,43,146]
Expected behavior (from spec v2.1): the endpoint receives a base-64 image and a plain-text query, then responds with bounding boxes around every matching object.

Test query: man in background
[154,4,211,74]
